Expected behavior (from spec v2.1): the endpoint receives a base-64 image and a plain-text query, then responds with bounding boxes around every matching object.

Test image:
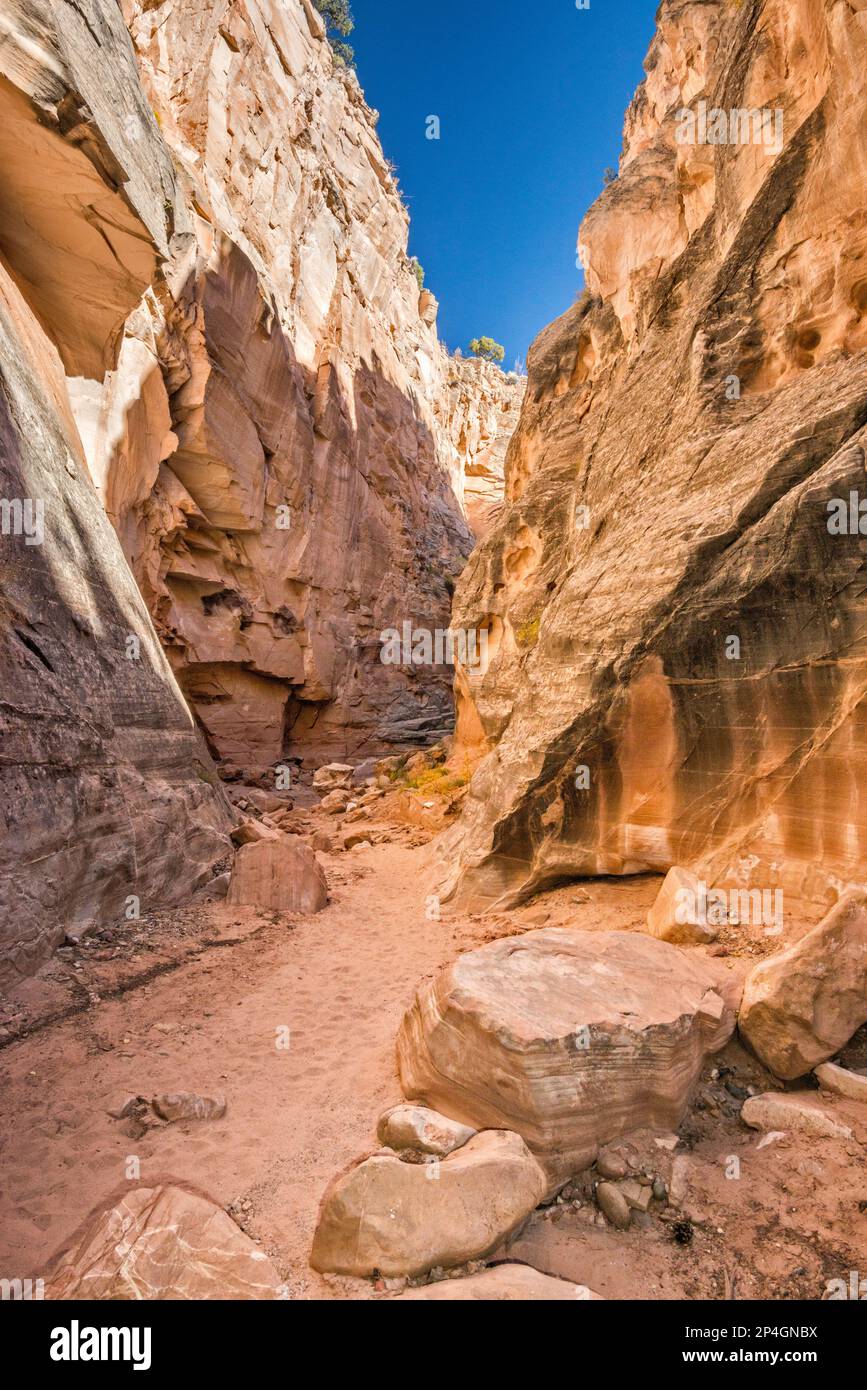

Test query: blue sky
[351,0,659,368]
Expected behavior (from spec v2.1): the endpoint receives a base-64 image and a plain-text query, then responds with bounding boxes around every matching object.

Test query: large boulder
[227,839,327,914]
[391,1264,602,1301]
[397,928,740,1182]
[738,893,867,1079]
[310,1131,547,1278]
[45,1185,283,1299]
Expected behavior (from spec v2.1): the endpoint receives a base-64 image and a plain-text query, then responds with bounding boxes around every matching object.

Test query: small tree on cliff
[469,336,505,364]
[313,0,355,67]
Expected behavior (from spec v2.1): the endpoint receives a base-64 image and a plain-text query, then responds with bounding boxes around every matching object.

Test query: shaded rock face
[0,0,233,988]
[67,0,518,774]
[397,928,740,1184]
[442,0,867,912]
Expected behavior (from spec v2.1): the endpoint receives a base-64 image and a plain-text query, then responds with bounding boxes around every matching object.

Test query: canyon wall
[70,0,520,773]
[442,0,867,912]
[437,357,526,539]
[0,0,233,986]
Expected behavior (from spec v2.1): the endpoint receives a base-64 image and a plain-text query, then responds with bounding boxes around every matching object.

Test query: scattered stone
[44,1185,283,1299]
[654,1134,680,1151]
[620,1179,652,1212]
[319,789,350,814]
[741,1092,853,1140]
[152,1092,227,1123]
[397,928,740,1183]
[342,830,373,851]
[240,789,289,814]
[646,866,718,945]
[390,1265,603,1300]
[652,1177,667,1202]
[376,1104,476,1156]
[814,1061,867,1103]
[596,1182,631,1229]
[668,1155,690,1207]
[351,759,378,785]
[311,831,333,853]
[200,872,231,900]
[312,763,354,791]
[227,839,327,914]
[739,892,867,1079]
[107,1095,144,1120]
[310,1131,547,1278]
[231,818,280,846]
[596,1147,628,1180]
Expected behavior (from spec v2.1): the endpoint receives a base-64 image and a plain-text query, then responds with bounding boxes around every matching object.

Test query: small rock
[231,818,280,846]
[107,1095,144,1120]
[596,1182,631,1229]
[741,1092,853,1140]
[343,830,373,850]
[377,1105,476,1157]
[312,763,354,791]
[652,1177,667,1202]
[620,1179,652,1212]
[319,789,350,814]
[596,1147,628,1181]
[311,831,333,853]
[814,1061,867,1104]
[152,1092,227,1123]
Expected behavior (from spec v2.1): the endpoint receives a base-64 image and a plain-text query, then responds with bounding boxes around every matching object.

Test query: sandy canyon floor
[1,790,866,1301]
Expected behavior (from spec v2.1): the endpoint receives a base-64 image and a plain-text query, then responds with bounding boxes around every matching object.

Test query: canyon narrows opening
[1,0,867,1332]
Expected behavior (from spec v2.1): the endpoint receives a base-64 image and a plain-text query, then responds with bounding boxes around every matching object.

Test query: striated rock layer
[0,0,233,986]
[69,0,521,773]
[441,0,867,912]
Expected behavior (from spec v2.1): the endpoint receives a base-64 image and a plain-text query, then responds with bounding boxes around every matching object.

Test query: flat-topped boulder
[310,1130,546,1278]
[397,928,741,1182]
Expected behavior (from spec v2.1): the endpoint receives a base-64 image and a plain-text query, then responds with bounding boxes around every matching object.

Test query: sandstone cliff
[437,357,526,539]
[68,0,519,773]
[443,0,867,912]
[0,0,233,986]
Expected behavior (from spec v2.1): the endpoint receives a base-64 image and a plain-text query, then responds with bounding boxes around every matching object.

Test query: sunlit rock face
[68,0,515,772]
[0,0,233,986]
[443,0,867,912]
[437,358,526,539]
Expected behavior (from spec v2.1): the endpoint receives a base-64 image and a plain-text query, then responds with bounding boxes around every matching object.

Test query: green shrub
[469,336,505,364]
[410,257,425,291]
[313,0,355,67]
